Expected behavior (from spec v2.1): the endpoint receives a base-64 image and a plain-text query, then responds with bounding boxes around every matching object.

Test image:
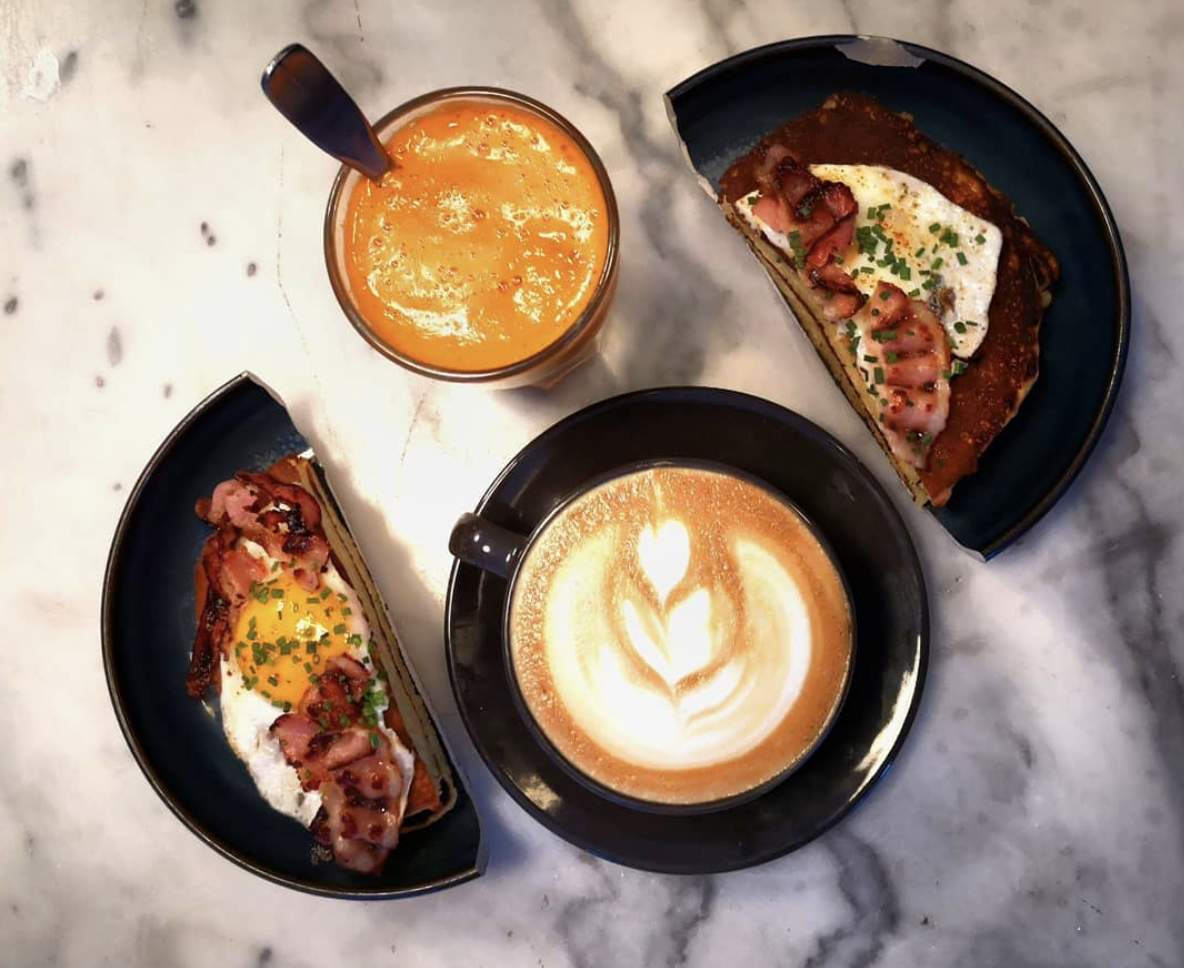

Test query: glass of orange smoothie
[324,88,619,388]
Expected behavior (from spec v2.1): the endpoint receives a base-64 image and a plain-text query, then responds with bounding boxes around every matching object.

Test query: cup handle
[448,512,529,580]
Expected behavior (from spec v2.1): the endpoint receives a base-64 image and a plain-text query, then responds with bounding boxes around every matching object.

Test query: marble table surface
[4,0,1182,964]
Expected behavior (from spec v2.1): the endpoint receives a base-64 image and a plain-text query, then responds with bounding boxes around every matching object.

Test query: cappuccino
[507,464,852,807]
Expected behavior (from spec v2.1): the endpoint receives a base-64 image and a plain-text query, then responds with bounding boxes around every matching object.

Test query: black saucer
[445,387,928,873]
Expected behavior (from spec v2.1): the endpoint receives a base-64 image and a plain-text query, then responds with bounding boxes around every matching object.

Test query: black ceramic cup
[448,457,857,816]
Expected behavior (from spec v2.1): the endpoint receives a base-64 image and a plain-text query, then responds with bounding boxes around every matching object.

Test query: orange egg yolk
[231,578,360,709]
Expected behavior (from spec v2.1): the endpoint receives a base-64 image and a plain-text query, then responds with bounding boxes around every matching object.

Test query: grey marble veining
[2,0,1182,965]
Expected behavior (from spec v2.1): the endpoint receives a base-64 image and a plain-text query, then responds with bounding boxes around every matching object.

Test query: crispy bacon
[276,721,376,788]
[872,283,912,323]
[755,144,799,188]
[855,282,951,468]
[807,218,855,269]
[198,479,260,529]
[749,147,860,309]
[270,653,411,874]
[816,180,858,221]
[270,713,319,763]
[222,548,268,600]
[312,775,401,874]
[275,717,410,873]
[809,263,866,321]
[239,475,323,531]
[188,546,231,699]
[312,729,376,773]
[187,528,254,698]
[793,202,842,252]
[299,656,373,730]
[185,538,272,699]
[195,472,330,585]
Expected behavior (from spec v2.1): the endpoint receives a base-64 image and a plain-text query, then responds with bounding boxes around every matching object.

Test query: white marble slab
[2,0,1182,965]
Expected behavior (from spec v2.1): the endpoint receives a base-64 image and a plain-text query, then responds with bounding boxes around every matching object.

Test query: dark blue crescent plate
[102,373,484,898]
[445,387,927,874]
[666,36,1130,558]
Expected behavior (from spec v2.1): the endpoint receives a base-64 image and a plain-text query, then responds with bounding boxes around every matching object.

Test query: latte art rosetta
[549,519,812,771]
[509,465,853,806]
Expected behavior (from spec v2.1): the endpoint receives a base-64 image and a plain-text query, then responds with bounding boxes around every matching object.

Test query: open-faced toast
[719,92,1059,506]
[188,454,456,872]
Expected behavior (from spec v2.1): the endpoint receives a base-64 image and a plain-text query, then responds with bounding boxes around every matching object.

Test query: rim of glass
[323,86,620,383]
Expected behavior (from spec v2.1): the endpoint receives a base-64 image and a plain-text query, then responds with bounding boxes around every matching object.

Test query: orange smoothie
[342,100,611,373]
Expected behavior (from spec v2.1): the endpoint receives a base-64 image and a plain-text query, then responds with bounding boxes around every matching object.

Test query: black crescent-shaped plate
[103,373,485,898]
[446,387,927,874]
[666,36,1130,558]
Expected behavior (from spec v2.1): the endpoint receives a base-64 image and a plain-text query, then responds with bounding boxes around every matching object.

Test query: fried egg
[217,540,411,826]
[738,165,1002,359]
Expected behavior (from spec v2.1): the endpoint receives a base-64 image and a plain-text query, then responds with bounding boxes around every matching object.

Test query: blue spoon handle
[261,43,391,181]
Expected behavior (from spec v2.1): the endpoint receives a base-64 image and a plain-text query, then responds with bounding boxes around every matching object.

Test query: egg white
[736,165,1002,359]
[217,541,413,829]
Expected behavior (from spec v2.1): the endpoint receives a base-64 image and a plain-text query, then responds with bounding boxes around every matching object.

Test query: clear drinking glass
[323,87,620,389]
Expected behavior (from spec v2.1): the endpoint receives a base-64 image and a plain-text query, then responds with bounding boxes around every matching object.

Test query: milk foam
[541,514,813,772]
[509,465,853,804]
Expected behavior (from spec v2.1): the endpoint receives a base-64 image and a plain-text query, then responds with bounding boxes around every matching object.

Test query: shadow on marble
[504,351,620,417]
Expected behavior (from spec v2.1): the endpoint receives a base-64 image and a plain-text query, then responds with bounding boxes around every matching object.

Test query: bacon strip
[187,528,268,698]
[855,282,951,468]
[196,472,330,590]
[270,656,411,873]
[751,146,863,314]
[809,263,866,322]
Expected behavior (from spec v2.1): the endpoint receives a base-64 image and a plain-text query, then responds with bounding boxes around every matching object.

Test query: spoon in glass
[260,43,391,181]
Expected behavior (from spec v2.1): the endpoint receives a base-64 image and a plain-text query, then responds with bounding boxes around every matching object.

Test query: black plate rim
[445,385,929,873]
[665,34,1131,559]
[102,371,484,899]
